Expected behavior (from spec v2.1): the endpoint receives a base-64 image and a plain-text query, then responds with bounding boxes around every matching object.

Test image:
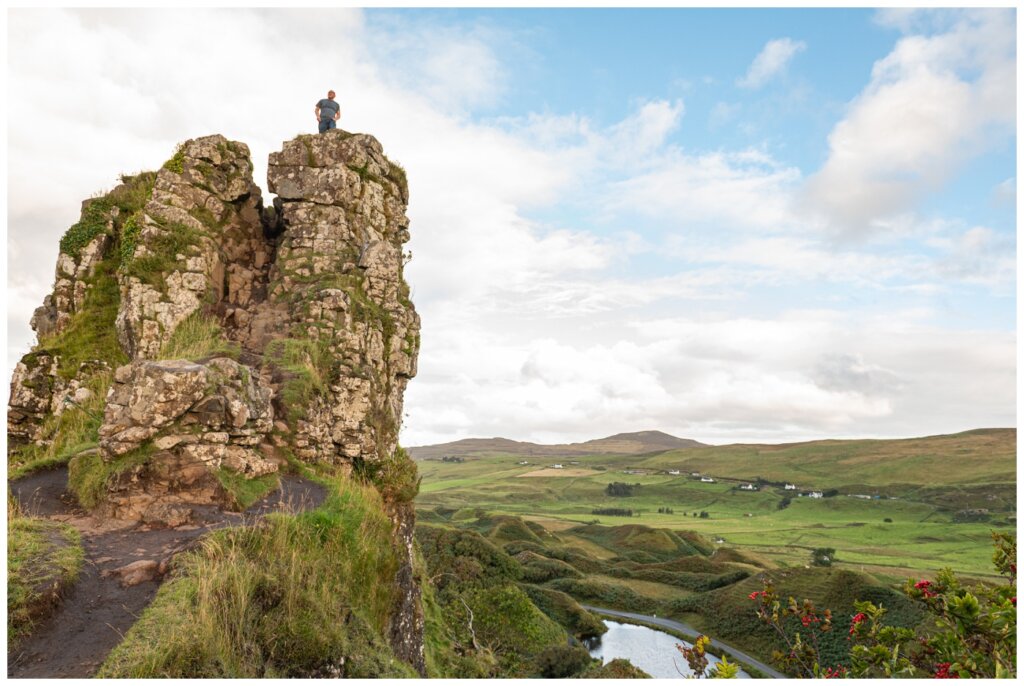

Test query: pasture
[415,440,1015,580]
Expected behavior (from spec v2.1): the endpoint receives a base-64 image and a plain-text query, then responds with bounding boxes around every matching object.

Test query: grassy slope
[409,430,703,460]
[99,477,415,678]
[636,428,1016,489]
[415,429,1015,579]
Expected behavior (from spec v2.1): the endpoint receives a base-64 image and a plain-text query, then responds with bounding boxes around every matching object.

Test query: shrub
[592,507,633,517]
[358,446,420,504]
[162,143,185,174]
[811,547,836,567]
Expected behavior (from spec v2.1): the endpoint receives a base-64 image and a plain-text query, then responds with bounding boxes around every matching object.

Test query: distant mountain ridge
[407,430,705,460]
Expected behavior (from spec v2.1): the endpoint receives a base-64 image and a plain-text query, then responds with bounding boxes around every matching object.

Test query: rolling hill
[408,430,705,460]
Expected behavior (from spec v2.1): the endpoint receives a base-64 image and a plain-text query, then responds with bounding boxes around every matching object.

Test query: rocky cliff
[8,131,424,673]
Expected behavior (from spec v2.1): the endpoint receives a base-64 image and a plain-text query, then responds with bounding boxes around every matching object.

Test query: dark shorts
[318,117,336,133]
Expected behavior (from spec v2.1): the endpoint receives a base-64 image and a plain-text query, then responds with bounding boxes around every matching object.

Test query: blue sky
[6,8,1017,445]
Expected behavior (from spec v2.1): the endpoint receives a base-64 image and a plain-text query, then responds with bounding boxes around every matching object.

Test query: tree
[605,482,634,497]
[811,547,835,567]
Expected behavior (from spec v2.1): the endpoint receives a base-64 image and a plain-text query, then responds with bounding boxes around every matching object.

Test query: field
[415,430,1016,581]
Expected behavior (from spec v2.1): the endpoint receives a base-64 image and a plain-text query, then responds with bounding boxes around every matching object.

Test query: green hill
[408,430,704,460]
[637,428,1016,490]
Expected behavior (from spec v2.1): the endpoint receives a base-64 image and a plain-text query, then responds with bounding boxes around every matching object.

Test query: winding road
[582,605,788,679]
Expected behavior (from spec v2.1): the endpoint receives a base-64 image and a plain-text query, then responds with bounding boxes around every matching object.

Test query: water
[587,620,751,679]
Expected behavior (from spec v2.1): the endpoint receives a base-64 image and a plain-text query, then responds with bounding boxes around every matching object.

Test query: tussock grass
[266,337,335,423]
[7,497,84,641]
[99,477,414,677]
[158,311,239,361]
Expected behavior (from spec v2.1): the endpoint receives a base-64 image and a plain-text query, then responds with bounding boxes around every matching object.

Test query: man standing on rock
[315,90,341,133]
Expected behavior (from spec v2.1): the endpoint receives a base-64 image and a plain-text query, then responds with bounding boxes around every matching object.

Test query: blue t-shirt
[317,98,339,120]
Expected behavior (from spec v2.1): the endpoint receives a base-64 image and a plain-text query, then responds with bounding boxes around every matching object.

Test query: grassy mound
[7,500,84,642]
[665,566,927,675]
[520,584,607,639]
[98,477,416,677]
[545,576,659,614]
[570,523,705,561]
[516,550,583,583]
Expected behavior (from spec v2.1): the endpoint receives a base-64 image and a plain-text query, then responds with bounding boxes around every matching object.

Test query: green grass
[36,258,128,380]
[636,429,1016,490]
[98,476,415,677]
[7,500,84,641]
[120,220,205,290]
[68,442,157,509]
[215,469,280,511]
[414,445,1014,579]
[158,311,240,361]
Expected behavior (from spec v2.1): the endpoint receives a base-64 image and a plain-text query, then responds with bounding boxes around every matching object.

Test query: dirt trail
[7,466,328,678]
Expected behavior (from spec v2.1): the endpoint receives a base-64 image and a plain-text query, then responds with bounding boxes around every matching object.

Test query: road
[582,605,788,679]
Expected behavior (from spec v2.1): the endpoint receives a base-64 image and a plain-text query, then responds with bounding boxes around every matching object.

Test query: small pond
[586,620,751,679]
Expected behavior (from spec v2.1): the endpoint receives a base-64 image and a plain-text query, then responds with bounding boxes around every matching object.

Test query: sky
[5,7,1017,446]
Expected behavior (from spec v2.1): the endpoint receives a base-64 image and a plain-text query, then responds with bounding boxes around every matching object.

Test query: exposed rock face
[96,357,277,526]
[265,132,419,468]
[7,352,61,445]
[266,132,424,672]
[116,136,268,360]
[8,129,425,673]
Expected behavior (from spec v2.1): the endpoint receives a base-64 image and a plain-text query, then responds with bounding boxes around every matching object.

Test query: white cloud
[404,311,1014,445]
[607,148,801,232]
[737,37,806,89]
[803,9,1015,234]
[6,8,1015,449]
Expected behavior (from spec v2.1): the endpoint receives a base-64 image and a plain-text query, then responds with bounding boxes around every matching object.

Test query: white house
[518,460,530,465]
[667,470,681,476]
[784,484,797,490]
[552,464,563,469]
[740,484,758,491]
[809,491,824,499]
[701,477,715,483]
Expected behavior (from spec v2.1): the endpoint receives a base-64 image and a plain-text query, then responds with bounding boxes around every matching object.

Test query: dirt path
[7,467,328,678]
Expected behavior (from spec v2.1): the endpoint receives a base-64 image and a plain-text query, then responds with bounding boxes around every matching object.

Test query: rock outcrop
[8,130,424,673]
